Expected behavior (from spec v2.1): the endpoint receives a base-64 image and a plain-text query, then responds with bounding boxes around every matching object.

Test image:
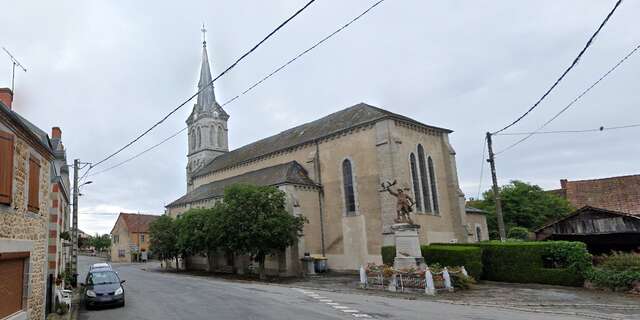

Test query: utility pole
[486,132,506,242]
[71,159,79,286]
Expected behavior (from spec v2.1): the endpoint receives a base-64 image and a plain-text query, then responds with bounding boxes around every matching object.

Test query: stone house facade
[0,88,54,320]
[110,213,159,263]
[165,40,486,274]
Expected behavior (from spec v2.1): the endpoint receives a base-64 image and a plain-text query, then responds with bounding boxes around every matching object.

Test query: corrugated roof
[192,103,452,178]
[167,161,316,208]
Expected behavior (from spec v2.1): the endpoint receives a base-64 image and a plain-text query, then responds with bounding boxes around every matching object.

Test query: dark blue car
[82,269,125,309]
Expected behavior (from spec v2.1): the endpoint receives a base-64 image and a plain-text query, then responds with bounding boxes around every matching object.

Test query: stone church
[166,36,487,274]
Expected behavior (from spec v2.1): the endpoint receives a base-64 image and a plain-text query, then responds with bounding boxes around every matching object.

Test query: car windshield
[88,271,120,285]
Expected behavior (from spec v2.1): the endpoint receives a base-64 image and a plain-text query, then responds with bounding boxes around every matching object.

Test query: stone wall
[0,129,51,320]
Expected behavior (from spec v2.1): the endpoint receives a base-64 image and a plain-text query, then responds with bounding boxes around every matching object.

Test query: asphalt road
[77,256,585,320]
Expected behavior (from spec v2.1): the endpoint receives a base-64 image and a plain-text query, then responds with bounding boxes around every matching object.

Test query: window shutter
[0,131,14,205]
[28,155,40,212]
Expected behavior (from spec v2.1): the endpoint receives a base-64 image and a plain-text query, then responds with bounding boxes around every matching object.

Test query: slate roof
[192,103,452,178]
[550,175,640,216]
[112,213,160,234]
[167,161,316,208]
[0,101,53,154]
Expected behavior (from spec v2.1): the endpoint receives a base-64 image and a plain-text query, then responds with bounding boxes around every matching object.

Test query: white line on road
[294,289,374,319]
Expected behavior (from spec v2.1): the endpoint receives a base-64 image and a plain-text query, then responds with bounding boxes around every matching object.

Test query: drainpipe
[314,140,326,256]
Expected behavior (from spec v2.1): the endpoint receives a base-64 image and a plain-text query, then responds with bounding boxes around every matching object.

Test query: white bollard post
[443,267,453,292]
[388,273,397,292]
[359,265,367,287]
[461,266,468,277]
[425,268,435,295]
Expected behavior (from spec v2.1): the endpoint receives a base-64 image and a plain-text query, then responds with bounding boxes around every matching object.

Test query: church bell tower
[186,25,229,190]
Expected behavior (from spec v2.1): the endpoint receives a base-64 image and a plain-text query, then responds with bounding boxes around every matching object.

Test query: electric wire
[495,43,640,155]
[476,136,487,200]
[491,0,623,135]
[221,0,385,107]
[86,0,385,177]
[88,127,188,177]
[495,123,640,136]
[89,0,317,171]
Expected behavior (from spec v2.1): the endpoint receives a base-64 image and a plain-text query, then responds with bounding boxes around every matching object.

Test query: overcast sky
[1,0,638,235]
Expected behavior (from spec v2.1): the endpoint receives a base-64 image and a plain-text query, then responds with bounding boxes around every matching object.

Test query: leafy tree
[217,184,306,279]
[175,207,224,270]
[469,180,573,239]
[90,234,111,252]
[149,215,179,271]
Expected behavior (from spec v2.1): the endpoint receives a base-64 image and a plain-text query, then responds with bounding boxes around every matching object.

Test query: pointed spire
[197,23,217,112]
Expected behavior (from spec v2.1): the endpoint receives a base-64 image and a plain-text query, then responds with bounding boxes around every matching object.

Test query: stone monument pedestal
[392,223,424,270]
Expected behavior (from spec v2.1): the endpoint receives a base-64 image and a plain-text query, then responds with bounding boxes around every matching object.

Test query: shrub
[434,241,591,286]
[586,268,640,291]
[600,252,640,272]
[507,227,529,240]
[422,245,483,279]
[381,246,395,266]
[450,272,476,290]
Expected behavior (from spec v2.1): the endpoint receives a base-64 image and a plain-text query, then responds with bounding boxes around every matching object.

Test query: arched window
[409,153,423,212]
[197,127,202,148]
[476,225,482,242]
[427,156,439,213]
[210,126,215,146]
[417,144,432,212]
[342,159,356,215]
[189,129,195,151]
[217,125,224,147]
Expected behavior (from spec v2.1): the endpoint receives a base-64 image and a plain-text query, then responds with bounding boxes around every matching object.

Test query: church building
[166,33,487,275]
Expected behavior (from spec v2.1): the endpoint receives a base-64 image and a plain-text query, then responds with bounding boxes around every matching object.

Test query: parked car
[81,269,125,309]
[89,262,112,271]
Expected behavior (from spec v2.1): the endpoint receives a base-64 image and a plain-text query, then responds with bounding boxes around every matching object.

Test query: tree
[217,184,306,279]
[174,207,224,270]
[469,180,573,239]
[149,215,179,271]
[90,234,111,252]
[507,226,529,240]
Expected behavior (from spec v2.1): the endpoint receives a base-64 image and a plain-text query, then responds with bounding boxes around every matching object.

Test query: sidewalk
[147,264,640,319]
[46,289,80,320]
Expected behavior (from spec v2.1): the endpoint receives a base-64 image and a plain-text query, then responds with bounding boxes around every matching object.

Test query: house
[110,213,159,262]
[535,206,640,254]
[165,36,486,274]
[465,206,489,242]
[0,88,55,320]
[550,175,640,214]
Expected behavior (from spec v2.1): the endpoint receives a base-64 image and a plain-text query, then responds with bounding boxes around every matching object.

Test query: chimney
[52,127,62,139]
[560,179,568,189]
[0,88,13,109]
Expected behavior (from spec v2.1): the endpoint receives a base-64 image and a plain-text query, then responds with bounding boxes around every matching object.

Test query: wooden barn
[535,206,640,254]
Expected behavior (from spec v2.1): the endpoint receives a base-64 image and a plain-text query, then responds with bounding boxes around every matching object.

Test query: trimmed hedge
[381,246,395,266]
[381,241,591,287]
[439,241,591,287]
[422,245,483,279]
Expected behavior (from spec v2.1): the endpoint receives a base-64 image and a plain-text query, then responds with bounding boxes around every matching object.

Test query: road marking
[293,289,374,319]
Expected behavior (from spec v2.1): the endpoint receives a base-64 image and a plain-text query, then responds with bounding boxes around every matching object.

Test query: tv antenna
[2,47,27,94]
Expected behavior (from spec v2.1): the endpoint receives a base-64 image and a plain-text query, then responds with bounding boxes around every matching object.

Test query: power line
[88,127,187,177]
[492,0,623,135]
[495,43,640,155]
[476,136,487,200]
[85,1,385,177]
[221,0,386,107]
[495,123,640,136]
[89,0,317,170]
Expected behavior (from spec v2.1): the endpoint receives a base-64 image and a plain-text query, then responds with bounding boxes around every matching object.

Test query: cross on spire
[201,23,207,47]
